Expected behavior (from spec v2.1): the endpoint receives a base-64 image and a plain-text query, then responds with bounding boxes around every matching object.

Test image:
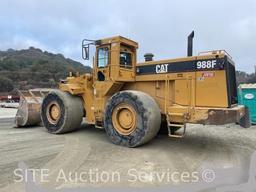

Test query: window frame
[97,46,110,68]
[119,45,134,70]
[119,51,133,69]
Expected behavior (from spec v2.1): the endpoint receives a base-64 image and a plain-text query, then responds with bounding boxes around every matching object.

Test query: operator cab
[82,36,138,82]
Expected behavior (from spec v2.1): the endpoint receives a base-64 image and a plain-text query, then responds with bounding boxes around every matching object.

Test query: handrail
[198,50,232,59]
[186,76,193,118]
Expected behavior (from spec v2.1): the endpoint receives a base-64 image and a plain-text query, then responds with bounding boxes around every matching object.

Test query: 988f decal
[196,60,217,70]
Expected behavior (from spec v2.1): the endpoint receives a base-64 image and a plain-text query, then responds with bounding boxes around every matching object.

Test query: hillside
[0,47,91,92]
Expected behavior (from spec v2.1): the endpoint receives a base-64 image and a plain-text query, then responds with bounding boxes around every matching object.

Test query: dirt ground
[0,108,256,191]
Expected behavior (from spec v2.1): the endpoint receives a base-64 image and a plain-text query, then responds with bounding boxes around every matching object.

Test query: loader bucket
[15,89,51,127]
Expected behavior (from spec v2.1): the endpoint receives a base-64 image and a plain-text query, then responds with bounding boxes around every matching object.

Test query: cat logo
[156,64,169,73]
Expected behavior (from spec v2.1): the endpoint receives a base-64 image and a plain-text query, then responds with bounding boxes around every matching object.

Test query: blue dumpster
[238,84,256,124]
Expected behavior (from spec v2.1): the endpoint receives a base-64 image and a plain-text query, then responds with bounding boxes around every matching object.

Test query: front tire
[41,90,84,134]
[104,91,161,147]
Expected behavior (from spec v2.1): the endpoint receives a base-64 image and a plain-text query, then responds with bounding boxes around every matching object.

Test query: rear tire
[104,90,161,147]
[41,90,84,134]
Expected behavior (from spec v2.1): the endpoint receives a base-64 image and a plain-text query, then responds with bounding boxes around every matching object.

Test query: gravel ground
[0,108,255,191]
[0,108,18,119]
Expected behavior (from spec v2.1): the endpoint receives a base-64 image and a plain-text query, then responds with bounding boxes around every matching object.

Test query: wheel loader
[15,31,250,147]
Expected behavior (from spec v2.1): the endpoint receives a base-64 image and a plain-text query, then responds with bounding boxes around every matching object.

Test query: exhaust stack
[187,31,194,57]
[144,53,154,62]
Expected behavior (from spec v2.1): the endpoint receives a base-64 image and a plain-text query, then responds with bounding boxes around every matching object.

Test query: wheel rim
[46,101,61,124]
[112,104,137,135]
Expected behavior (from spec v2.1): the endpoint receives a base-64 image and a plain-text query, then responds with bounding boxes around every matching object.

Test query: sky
[0,0,256,72]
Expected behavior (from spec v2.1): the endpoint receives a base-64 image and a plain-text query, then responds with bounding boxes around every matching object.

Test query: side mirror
[82,39,101,60]
[82,44,90,60]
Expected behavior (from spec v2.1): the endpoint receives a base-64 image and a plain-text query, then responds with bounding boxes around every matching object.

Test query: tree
[0,76,14,92]
[247,75,256,84]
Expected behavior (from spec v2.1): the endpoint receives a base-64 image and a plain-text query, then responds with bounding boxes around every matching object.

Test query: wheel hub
[112,104,137,135]
[46,102,61,124]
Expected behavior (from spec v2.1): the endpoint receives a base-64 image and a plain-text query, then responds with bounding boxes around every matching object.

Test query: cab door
[93,45,111,125]
[95,45,110,81]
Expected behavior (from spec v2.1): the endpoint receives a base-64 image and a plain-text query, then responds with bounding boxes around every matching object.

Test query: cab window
[120,52,132,69]
[97,47,109,67]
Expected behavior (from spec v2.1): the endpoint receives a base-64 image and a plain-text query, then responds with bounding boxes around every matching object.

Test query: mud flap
[239,107,251,128]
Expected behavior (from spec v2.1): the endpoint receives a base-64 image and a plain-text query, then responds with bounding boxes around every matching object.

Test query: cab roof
[99,36,138,48]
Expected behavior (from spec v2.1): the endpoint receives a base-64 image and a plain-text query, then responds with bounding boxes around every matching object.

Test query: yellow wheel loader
[16,31,250,147]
